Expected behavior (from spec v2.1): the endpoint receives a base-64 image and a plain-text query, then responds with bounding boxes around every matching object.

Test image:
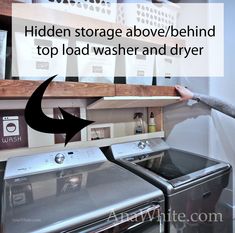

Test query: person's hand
[175,85,194,101]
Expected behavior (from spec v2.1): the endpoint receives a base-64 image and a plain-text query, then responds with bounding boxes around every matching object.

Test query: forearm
[192,93,235,118]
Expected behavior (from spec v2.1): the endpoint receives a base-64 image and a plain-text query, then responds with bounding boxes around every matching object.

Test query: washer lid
[2,161,163,233]
[135,148,231,187]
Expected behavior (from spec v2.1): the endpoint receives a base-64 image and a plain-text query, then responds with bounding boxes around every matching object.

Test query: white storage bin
[34,0,117,23]
[125,52,154,85]
[15,32,67,81]
[15,0,32,2]
[155,55,180,78]
[0,30,7,80]
[76,41,116,83]
[117,1,179,29]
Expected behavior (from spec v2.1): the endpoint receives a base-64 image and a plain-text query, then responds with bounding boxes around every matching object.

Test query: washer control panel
[5,147,106,179]
[111,138,170,159]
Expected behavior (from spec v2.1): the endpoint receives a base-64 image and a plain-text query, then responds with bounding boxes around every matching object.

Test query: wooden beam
[115,84,179,96]
[0,80,181,99]
[0,0,12,17]
[0,80,115,98]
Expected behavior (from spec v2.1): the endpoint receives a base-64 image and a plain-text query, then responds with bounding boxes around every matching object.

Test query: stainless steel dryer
[105,139,233,233]
[1,147,165,233]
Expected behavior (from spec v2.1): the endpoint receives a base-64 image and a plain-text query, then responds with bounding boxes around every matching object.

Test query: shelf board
[0,131,164,161]
[0,1,12,17]
[0,80,115,98]
[0,80,180,99]
[87,96,180,109]
[116,84,178,96]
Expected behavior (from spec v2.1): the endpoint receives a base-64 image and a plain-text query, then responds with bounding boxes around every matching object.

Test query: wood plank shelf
[0,80,115,98]
[116,84,178,96]
[0,80,179,99]
[0,1,12,17]
[87,96,180,109]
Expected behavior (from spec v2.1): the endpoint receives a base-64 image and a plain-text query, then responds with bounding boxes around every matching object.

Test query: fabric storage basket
[117,0,179,28]
[155,55,180,78]
[15,32,67,81]
[76,41,116,84]
[34,0,117,23]
[125,52,154,85]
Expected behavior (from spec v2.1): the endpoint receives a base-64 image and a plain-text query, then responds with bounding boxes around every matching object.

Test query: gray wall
[164,0,211,155]
[208,0,235,215]
[164,78,211,155]
[164,0,235,217]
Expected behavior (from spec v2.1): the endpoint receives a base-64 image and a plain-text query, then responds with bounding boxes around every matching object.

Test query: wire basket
[117,1,179,29]
[34,0,117,23]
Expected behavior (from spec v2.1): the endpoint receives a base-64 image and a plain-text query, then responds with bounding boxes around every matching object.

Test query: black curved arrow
[25,75,94,146]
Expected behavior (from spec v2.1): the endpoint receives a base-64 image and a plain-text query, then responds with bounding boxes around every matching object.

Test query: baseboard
[233,205,235,219]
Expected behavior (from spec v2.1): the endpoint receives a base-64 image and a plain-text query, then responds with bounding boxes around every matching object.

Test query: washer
[105,138,233,233]
[2,147,165,233]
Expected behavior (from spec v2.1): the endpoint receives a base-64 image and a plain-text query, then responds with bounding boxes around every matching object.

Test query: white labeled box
[15,0,32,2]
[125,52,154,85]
[155,55,180,78]
[15,32,68,81]
[76,41,116,83]
[0,30,7,80]
[34,0,117,23]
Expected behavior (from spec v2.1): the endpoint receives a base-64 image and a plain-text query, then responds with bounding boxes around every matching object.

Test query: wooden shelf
[116,84,178,96]
[87,96,180,109]
[0,80,115,98]
[0,1,12,17]
[0,80,179,99]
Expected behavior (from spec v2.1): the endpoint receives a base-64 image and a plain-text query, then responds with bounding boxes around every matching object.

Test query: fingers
[175,85,183,92]
[175,85,184,94]
[175,85,185,91]
[175,85,189,101]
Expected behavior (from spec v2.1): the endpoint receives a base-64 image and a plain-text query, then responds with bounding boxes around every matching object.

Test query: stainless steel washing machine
[2,147,165,233]
[105,138,233,233]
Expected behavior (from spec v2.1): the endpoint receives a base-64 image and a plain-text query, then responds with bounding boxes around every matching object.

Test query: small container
[134,112,145,134]
[148,112,156,133]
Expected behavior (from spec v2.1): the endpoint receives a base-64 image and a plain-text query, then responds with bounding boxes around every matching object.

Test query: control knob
[55,153,65,164]
[138,141,146,150]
